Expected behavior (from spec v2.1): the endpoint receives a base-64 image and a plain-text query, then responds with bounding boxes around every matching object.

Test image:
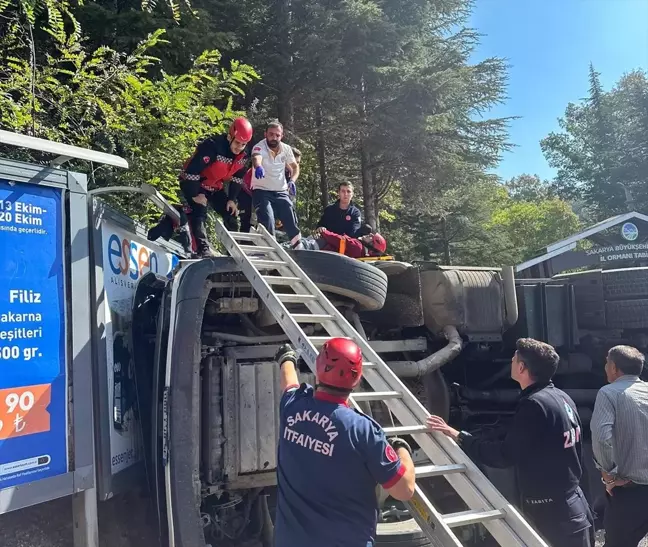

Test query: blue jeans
[253,189,300,241]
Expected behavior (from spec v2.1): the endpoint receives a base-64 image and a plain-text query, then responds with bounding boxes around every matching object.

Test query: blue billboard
[0,179,67,488]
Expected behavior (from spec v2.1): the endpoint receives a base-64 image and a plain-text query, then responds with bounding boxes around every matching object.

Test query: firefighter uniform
[178,134,248,252]
[457,382,594,547]
[275,384,405,547]
[317,199,362,237]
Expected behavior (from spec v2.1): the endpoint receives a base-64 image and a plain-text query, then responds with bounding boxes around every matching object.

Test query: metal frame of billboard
[0,132,185,546]
[88,197,185,501]
[0,157,98,547]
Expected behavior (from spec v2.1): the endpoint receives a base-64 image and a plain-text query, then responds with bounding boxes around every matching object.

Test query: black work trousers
[180,181,238,252]
[603,483,648,547]
[523,488,595,547]
[147,204,193,254]
[238,191,253,233]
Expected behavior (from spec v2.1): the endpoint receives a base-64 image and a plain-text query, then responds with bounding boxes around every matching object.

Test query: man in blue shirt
[316,182,362,237]
[274,338,415,547]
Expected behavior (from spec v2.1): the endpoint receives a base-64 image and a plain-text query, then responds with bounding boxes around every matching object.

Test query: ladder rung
[214,221,542,547]
[242,245,275,254]
[309,336,351,346]
[291,313,335,323]
[262,276,301,285]
[232,232,265,241]
[415,463,467,478]
[249,259,286,268]
[383,425,429,436]
[352,391,403,402]
[443,509,504,528]
[277,294,319,303]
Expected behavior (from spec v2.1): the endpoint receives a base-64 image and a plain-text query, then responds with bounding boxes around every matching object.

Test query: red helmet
[371,233,387,254]
[316,338,363,391]
[229,117,253,143]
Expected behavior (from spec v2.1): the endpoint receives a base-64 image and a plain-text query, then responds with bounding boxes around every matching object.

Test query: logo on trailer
[107,233,160,280]
[621,222,639,241]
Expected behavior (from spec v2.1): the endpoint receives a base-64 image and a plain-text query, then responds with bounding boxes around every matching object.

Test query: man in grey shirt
[591,345,648,547]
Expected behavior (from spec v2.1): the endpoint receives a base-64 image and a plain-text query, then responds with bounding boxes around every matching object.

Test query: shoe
[198,247,218,259]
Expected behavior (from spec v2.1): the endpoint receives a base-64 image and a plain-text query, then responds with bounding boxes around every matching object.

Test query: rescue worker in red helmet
[149,117,253,258]
[273,339,416,547]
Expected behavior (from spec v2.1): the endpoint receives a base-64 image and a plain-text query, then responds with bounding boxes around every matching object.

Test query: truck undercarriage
[132,248,648,547]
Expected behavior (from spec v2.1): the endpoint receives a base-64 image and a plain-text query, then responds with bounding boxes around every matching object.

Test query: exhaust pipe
[386,325,463,379]
[502,265,518,328]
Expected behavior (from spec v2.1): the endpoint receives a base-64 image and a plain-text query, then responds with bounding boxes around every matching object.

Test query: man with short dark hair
[591,345,648,547]
[239,145,302,233]
[250,121,301,245]
[316,182,362,237]
[428,338,594,547]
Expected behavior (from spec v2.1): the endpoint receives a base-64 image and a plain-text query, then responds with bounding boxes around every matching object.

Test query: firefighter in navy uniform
[162,117,254,258]
[428,338,595,547]
[273,339,416,547]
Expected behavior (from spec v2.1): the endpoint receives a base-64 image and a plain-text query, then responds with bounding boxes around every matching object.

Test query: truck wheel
[606,299,648,329]
[289,250,388,311]
[376,519,430,546]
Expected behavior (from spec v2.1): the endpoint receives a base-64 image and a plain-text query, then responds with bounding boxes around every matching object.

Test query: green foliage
[393,175,580,266]
[542,66,648,220]
[0,4,258,222]
[489,194,580,262]
[505,173,554,202]
[199,0,515,231]
[2,0,586,268]
[0,0,81,40]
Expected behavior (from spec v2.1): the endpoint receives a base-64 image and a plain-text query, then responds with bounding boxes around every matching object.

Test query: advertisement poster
[0,179,67,488]
[101,221,178,474]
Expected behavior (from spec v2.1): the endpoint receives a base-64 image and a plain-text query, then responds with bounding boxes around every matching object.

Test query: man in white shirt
[251,120,301,244]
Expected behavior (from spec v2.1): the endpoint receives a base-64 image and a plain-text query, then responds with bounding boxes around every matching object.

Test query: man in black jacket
[316,182,362,237]
[428,338,594,547]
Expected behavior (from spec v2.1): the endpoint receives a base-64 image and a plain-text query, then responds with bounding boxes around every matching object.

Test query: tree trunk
[357,72,377,228]
[441,216,451,265]
[276,0,294,131]
[277,90,294,131]
[316,103,328,208]
[361,144,377,229]
[372,168,380,231]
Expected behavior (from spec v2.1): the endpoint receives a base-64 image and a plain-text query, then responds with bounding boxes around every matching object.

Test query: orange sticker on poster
[0,384,51,441]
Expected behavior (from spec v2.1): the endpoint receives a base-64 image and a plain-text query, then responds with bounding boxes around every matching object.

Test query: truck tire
[361,261,424,328]
[606,299,648,329]
[565,270,606,329]
[376,519,430,546]
[603,267,648,301]
[289,250,388,311]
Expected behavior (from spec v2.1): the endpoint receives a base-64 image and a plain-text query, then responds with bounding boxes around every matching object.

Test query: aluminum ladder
[213,220,548,547]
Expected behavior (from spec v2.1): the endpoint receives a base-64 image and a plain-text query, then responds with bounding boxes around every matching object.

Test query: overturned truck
[133,233,647,547]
